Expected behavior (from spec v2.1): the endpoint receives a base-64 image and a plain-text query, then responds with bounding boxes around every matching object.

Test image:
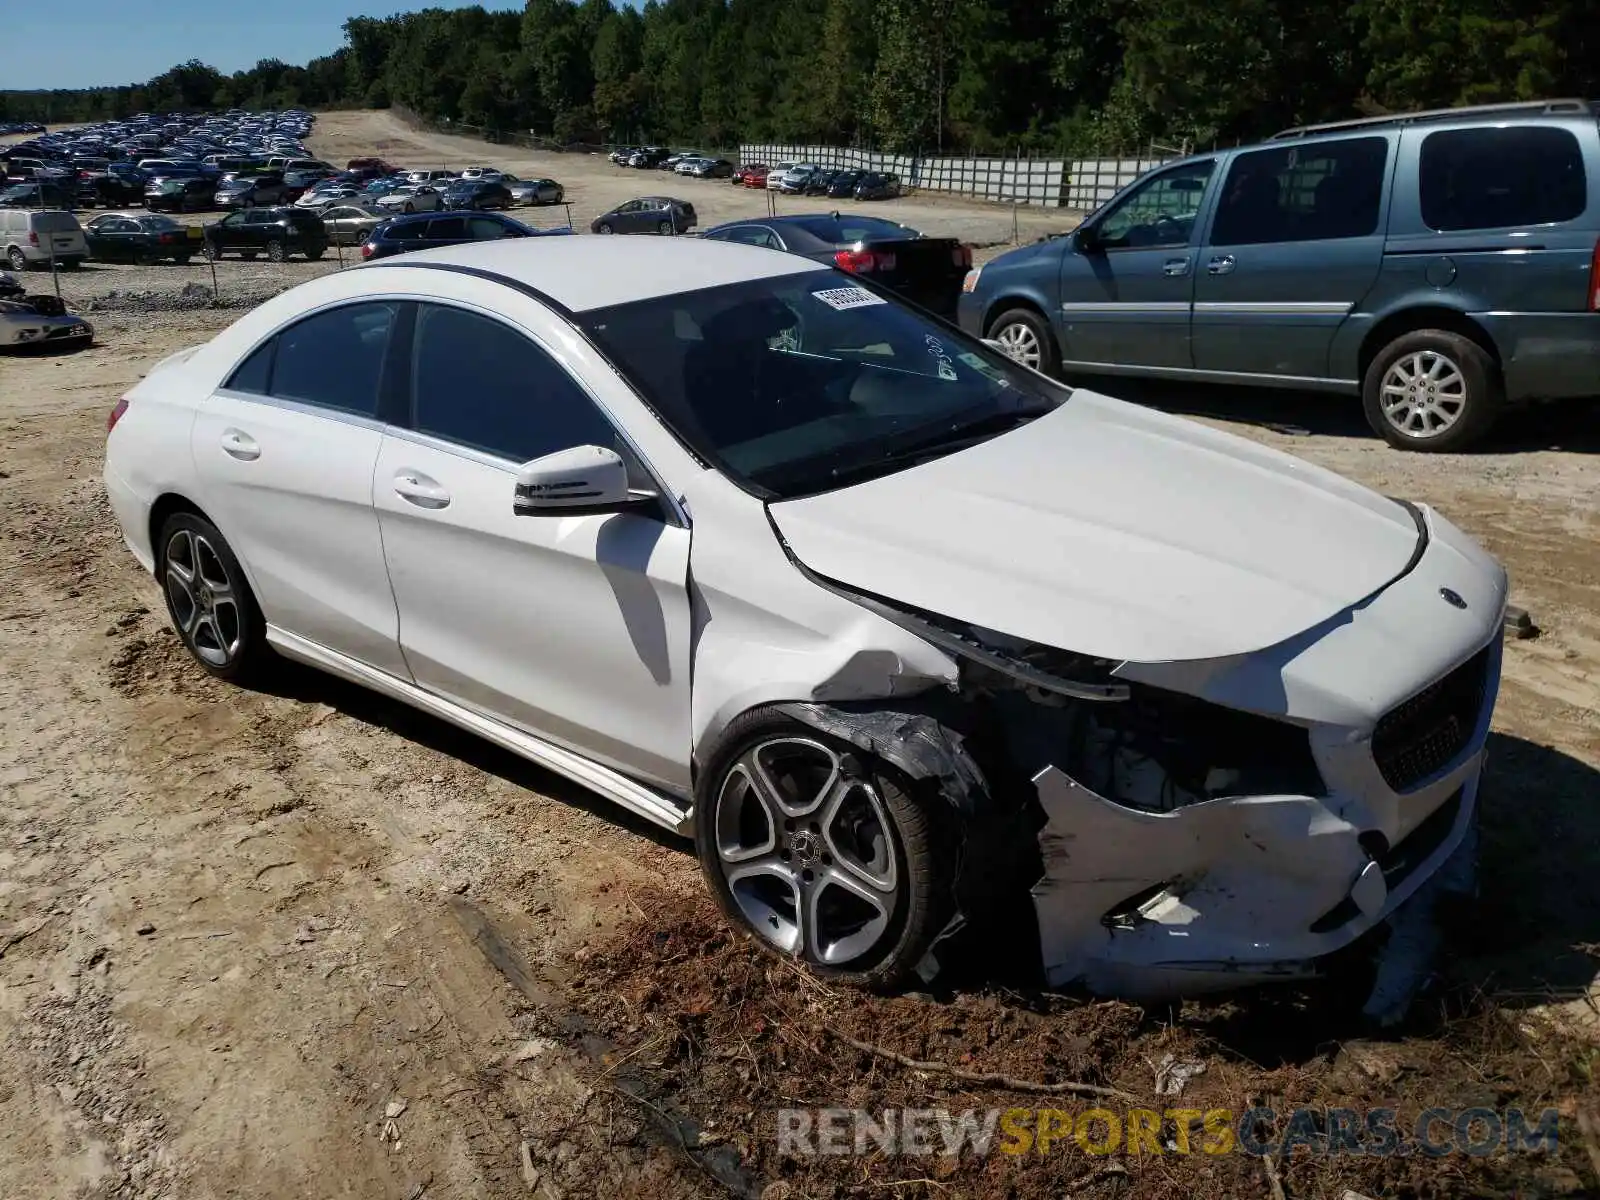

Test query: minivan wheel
[7,247,27,272]
[1363,329,1502,452]
[696,709,951,990]
[158,513,268,683]
[986,306,1060,377]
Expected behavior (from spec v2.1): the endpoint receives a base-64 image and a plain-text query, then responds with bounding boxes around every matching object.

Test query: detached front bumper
[1030,504,1506,998]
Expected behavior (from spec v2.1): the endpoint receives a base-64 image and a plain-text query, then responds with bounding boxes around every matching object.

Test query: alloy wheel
[164,529,243,667]
[994,321,1042,369]
[1380,350,1467,438]
[714,737,899,966]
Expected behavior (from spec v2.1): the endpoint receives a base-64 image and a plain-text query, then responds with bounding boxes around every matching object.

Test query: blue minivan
[960,100,1600,450]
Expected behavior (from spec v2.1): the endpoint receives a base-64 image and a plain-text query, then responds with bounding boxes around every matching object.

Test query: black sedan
[854,172,903,200]
[590,196,696,235]
[825,170,863,198]
[443,179,513,211]
[803,169,839,196]
[700,212,971,318]
[84,213,204,263]
[358,210,567,261]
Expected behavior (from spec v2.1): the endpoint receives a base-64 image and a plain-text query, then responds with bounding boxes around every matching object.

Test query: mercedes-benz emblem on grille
[1440,587,1468,610]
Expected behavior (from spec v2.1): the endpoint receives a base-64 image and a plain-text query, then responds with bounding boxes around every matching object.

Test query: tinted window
[1096,161,1216,249]
[271,302,399,416]
[387,221,427,241]
[225,339,275,394]
[410,304,616,463]
[467,216,514,239]
[426,216,466,240]
[1210,136,1388,246]
[1419,126,1586,231]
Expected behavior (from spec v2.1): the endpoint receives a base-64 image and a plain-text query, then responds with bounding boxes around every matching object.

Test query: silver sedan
[319,203,389,246]
[507,177,565,206]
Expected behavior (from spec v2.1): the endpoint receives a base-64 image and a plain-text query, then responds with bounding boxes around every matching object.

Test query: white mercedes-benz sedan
[104,237,1507,1001]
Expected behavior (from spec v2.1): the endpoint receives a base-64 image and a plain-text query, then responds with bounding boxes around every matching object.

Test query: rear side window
[225,340,275,394]
[269,302,400,417]
[387,221,427,241]
[409,304,617,463]
[1211,136,1389,246]
[1419,126,1587,231]
[426,216,466,240]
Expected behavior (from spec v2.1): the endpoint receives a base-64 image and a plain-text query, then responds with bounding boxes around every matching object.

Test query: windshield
[581,273,1068,499]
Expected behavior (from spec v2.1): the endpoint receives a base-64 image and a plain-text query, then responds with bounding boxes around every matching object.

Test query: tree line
[5,0,1599,156]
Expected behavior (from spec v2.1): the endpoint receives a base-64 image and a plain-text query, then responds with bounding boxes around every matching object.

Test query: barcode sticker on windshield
[812,286,886,311]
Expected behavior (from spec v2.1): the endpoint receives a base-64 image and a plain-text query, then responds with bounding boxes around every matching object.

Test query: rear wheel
[157,513,269,683]
[7,247,27,272]
[696,709,952,990]
[1362,329,1502,452]
[986,306,1060,377]
[305,246,325,261]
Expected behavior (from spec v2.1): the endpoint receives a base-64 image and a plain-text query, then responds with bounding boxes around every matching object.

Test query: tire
[985,306,1060,377]
[657,220,674,235]
[597,222,613,235]
[156,513,269,684]
[203,242,219,261]
[265,240,287,263]
[305,246,325,261]
[7,246,27,272]
[1362,329,1503,452]
[695,708,953,990]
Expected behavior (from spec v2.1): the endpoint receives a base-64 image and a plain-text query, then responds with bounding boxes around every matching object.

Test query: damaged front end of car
[770,504,1505,1022]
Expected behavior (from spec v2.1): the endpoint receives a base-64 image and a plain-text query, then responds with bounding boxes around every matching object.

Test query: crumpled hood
[768,389,1421,664]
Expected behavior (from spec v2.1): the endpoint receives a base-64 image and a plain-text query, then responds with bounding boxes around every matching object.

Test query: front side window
[270,302,400,417]
[409,304,618,463]
[1419,126,1586,231]
[1095,161,1216,249]
[583,273,1067,499]
[1210,136,1388,246]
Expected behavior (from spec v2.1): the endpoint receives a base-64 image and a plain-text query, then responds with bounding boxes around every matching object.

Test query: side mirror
[1075,225,1102,254]
[513,445,661,519]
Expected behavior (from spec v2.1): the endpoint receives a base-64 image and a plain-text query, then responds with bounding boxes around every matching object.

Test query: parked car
[609,146,640,166]
[702,213,971,318]
[661,151,702,171]
[825,169,864,199]
[1,208,88,269]
[376,184,444,214]
[1,289,92,348]
[590,197,696,235]
[318,203,389,247]
[854,172,903,200]
[85,212,203,263]
[766,161,795,190]
[404,169,455,186]
[961,99,1600,451]
[628,148,671,169]
[443,179,513,211]
[735,164,769,188]
[458,166,504,181]
[804,169,839,196]
[203,207,328,262]
[688,158,735,180]
[215,172,290,209]
[103,235,1508,998]
[295,185,363,211]
[78,166,148,209]
[777,164,823,194]
[0,180,78,209]
[507,177,565,206]
[144,177,217,213]
[358,210,565,261]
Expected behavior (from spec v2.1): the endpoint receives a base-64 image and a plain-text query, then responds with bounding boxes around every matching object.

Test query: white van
[0,209,89,270]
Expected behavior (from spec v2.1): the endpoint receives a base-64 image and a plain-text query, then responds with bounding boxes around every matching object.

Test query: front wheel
[696,710,952,990]
[985,306,1060,377]
[658,220,674,235]
[1362,329,1502,452]
[157,513,269,683]
[265,240,287,263]
[597,222,613,234]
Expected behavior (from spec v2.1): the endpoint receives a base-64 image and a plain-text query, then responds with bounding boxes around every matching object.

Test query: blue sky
[8,0,635,91]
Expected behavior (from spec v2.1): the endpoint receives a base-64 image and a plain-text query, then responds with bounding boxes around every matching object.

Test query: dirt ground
[1,111,1598,1200]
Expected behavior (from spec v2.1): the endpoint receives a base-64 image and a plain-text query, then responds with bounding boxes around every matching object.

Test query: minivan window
[270,302,400,417]
[1095,160,1216,249]
[1419,126,1586,231]
[409,304,617,463]
[1210,136,1388,246]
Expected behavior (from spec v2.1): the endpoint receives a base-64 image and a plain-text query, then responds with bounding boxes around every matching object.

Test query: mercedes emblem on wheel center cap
[1440,587,1467,610]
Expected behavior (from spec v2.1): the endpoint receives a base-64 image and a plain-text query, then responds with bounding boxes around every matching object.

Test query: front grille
[1372,647,1490,792]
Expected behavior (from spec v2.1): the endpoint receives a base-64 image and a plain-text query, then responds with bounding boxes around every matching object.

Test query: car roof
[372,236,827,312]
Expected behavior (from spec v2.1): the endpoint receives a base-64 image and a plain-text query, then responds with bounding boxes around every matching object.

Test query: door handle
[1207,255,1236,275]
[220,428,260,461]
[393,471,452,509]
[1162,257,1191,277]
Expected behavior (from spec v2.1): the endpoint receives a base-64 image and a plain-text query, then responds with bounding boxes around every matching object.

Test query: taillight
[953,244,972,268]
[27,232,38,246]
[1590,237,1600,312]
[834,248,894,273]
[360,242,374,259]
[107,396,129,433]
